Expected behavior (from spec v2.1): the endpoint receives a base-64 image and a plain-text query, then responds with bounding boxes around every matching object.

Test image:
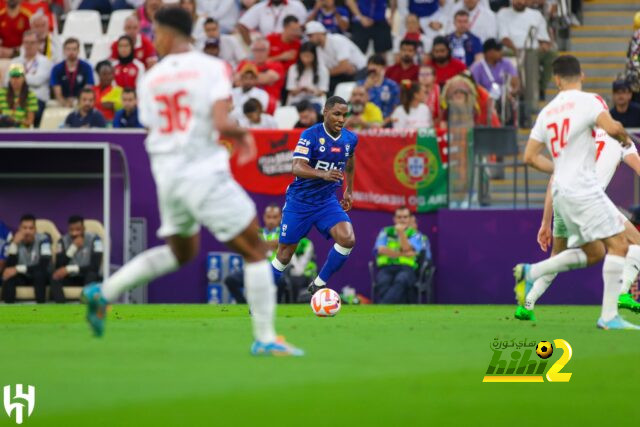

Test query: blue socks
[317,243,353,285]
[271,258,287,282]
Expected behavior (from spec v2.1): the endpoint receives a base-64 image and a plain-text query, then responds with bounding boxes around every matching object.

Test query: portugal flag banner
[352,128,448,212]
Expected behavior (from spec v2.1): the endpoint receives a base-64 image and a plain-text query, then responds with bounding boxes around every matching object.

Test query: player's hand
[395,224,407,233]
[341,191,353,211]
[2,266,17,281]
[236,132,257,166]
[72,235,84,248]
[322,169,343,182]
[537,224,552,252]
[52,267,68,281]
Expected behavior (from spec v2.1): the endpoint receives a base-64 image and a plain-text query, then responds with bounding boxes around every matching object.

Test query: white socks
[525,274,557,310]
[529,249,587,282]
[620,244,640,294]
[244,260,277,344]
[102,245,179,302]
[602,255,625,322]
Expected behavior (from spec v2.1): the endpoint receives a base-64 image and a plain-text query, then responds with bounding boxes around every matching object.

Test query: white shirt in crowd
[231,86,270,119]
[195,34,248,69]
[448,3,497,42]
[137,50,231,167]
[9,53,52,102]
[237,112,278,129]
[316,33,366,72]
[530,89,609,195]
[391,103,433,129]
[191,15,207,48]
[286,64,330,106]
[595,128,638,189]
[239,0,308,36]
[196,0,239,34]
[497,6,550,50]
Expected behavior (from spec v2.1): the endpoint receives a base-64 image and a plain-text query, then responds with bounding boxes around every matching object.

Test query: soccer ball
[536,341,554,359]
[310,288,341,317]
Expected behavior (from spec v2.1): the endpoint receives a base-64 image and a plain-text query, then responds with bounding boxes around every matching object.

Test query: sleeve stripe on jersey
[595,95,609,111]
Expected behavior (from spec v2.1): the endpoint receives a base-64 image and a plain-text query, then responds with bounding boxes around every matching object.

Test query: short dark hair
[394,206,410,215]
[204,17,218,26]
[243,98,262,115]
[154,6,193,38]
[283,15,299,26]
[95,60,113,74]
[432,36,449,50]
[63,37,80,48]
[68,215,84,225]
[80,87,95,98]
[552,55,581,79]
[20,214,36,224]
[368,53,386,67]
[324,96,347,110]
[123,87,136,96]
[399,39,418,50]
[454,9,469,19]
[482,38,502,53]
[295,99,315,113]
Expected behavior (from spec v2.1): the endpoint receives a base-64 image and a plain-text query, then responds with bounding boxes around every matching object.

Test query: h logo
[3,385,35,424]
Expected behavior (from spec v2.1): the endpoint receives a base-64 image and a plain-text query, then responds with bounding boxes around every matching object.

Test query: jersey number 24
[547,118,570,158]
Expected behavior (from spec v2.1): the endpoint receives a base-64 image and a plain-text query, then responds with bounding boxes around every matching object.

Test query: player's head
[18,214,36,244]
[263,203,282,230]
[393,207,411,227]
[323,96,348,135]
[551,55,583,89]
[153,6,193,57]
[67,215,85,238]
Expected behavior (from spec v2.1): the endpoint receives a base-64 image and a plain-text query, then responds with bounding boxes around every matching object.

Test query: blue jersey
[287,123,358,204]
[0,221,12,261]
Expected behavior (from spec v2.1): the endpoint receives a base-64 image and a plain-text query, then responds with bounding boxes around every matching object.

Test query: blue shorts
[279,197,351,244]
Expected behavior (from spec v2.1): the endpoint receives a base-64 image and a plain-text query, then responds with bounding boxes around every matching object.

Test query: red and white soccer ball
[310,288,341,317]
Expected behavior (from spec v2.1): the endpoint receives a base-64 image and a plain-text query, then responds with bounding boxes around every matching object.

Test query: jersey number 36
[155,90,192,134]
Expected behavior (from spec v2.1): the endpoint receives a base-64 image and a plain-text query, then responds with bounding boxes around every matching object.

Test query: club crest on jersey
[331,147,341,153]
[319,138,325,145]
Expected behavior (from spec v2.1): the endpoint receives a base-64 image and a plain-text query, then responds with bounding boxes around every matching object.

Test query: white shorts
[151,155,256,242]
[552,186,625,248]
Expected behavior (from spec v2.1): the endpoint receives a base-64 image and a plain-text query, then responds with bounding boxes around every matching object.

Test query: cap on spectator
[305,21,327,35]
[482,38,502,53]
[612,79,630,92]
[238,62,259,76]
[204,37,219,48]
[8,63,24,78]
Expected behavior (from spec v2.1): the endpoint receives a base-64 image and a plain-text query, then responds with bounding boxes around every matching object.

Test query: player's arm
[341,155,355,211]
[538,175,554,252]
[292,158,342,181]
[212,98,256,165]
[523,138,554,174]
[596,111,632,148]
[623,152,640,176]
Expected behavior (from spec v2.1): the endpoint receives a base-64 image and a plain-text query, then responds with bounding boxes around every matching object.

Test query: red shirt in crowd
[385,62,419,85]
[113,60,144,90]
[427,58,467,86]
[0,6,31,48]
[266,32,301,72]
[237,59,285,114]
[21,1,54,30]
[111,35,156,69]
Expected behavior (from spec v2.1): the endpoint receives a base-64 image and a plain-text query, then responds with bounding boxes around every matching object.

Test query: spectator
[180,0,206,47]
[231,62,270,118]
[21,0,54,31]
[111,15,157,70]
[610,79,640,128]
[306,0,350,34]
[237,0,307,46]
[93,61,123,123]
[373,206,423,304]
[238,98,278,128]
[50,37,94,107]
[448,0,497,43]
[386,39,420,85]
[0,0,31,58]
[196,0,238,34]
[418,64,441,126]
[0,63,37,128]
[202,37,220,57]
[497,0,555,99]
[346,0,394,55]
[306,21,366,93]
[236,38,285,114]
[393,13,431,58]
[391,81,432,129]
[12,30,51,127]
[64,87,106,128]
[625,11,640,98]
[30,13,61,65]
[359,54,400,119]
[0,220,12,279]
[196,18,246,68]
[470,38,519,99]
[136,0,163,40]
[446,10,483,67]
[409,0,446,41]
[113,87,144,128]
[345,85,383,130]
[267,15,302,73]
[112,35,145,90]
[286,41,329,107]
[425,36,467,86]
[294,99,321,128]
[1,214,51,304]
[50,215,103,304]
[440,71,500,126]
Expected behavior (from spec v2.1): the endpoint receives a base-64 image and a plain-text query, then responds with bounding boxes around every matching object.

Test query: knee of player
[337,234,356,249]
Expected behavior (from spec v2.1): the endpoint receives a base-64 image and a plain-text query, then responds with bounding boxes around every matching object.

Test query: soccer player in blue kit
[271,96,358,295]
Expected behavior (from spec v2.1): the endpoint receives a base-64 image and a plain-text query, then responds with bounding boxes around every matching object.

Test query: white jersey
[530,89,609,195]
[137,50,232,170]
[595,128,638,189]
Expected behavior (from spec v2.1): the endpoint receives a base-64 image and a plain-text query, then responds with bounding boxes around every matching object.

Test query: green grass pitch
[1,304,639,426]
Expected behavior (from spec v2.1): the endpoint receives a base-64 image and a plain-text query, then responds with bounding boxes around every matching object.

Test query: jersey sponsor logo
[315,160,341,171]
[294,145,309,155]
[330,147,341,153]
[394,145,439,189]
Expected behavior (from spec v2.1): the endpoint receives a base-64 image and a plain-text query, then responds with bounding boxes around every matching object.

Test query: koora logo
[3,385,35,424]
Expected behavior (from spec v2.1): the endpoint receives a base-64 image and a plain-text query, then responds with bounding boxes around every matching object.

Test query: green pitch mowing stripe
[0,304,638,426]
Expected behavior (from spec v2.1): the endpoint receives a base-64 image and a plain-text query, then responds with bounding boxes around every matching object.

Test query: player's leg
[618,220,640,312]
[271,200,311,282]
[310,221,355,294]
[272,243,299,283]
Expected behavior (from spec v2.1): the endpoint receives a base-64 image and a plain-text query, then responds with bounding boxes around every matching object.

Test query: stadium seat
[61,10,104,45]
[40,107,73,130]
[334,81,356,102]
[83,219,105,241]
[273,106,299,129]
[106,9,133,40]
[89,36,113,65]
[368,251,435,304]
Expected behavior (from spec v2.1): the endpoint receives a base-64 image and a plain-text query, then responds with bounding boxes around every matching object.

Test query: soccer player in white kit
[514,128,640,321]
[513,55,640,330]
[82,6,303,355]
